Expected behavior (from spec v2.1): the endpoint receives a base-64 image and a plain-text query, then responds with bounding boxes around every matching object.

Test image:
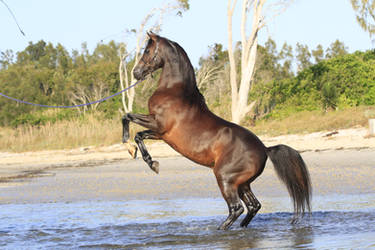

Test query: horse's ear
[147,31,158,41]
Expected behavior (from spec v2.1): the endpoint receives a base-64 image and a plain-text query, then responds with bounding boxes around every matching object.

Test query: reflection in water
[291,225,314,249]
[1,195,375,249]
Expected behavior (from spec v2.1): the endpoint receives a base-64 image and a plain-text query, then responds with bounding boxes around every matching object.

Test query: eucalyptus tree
[295,43,312,72]
[351,0,375,41]
[227,0,294,124]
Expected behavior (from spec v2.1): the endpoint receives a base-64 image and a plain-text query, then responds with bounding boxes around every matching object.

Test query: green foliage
[177,0,190,11]
[10,109,75,127]
[260,49,375,120]
[351,0,375,38]
[0,40,150,127]
[1,36,374,132]
[295,43,312,71]
[322,82,338,110]
[312,44,324,63]
[325,40,348,59]
[197,38,370,125]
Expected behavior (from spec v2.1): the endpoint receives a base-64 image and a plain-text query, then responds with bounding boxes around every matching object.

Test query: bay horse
[122,32,311,230]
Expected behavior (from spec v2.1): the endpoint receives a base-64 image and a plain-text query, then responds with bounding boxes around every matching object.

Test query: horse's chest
[148,93,193,137]
[148,93,179,116]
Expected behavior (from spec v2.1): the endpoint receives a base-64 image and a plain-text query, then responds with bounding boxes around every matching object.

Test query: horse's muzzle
[133,67,144,80]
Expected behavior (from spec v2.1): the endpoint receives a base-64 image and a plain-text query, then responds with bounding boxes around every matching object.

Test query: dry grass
[0,106,374,152]
[251,106,375,136]
[0,114,144,152]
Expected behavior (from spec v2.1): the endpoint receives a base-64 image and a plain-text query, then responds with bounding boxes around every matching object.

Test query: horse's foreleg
[125,113,159,129]
[122,113,162,173]
[122,116,137,158]
[122,116,131,143]
[122,113,159,141]
[135,130,161,174]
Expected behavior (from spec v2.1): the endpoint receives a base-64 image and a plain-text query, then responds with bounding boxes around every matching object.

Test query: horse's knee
[134,133,142,144]
[134,131,147,144]
[123,113,133,122]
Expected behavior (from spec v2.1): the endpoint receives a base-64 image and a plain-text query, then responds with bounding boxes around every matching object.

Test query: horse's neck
[158,59,196,93]
[156,59,206,108]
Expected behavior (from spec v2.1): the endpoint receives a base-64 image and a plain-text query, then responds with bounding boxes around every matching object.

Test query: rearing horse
[122,32,311,230]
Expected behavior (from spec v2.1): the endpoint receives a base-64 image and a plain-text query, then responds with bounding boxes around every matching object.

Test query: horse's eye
[145,49,150,54]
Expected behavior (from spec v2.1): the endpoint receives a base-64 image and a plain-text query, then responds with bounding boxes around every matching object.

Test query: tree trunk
[227,0,266,124]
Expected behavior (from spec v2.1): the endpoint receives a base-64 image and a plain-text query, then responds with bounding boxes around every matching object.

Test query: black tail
[266,144,312,217]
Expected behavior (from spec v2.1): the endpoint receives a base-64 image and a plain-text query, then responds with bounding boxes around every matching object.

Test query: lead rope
[0,79,143,108]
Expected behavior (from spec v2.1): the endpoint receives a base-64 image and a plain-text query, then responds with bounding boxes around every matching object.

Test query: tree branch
[227,0,239,106]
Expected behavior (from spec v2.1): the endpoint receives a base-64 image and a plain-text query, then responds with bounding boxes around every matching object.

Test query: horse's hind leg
[135,130,161,174]
[239,183,261,227]
[214,169,245,230]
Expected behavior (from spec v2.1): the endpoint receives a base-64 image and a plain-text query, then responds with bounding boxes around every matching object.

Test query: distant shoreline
[1,148,375,204]
[0,127,374,184]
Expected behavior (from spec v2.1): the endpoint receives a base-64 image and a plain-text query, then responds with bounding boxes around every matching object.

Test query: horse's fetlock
[255,203,261,211]
[144,154,152,162]
[237,205,244,214]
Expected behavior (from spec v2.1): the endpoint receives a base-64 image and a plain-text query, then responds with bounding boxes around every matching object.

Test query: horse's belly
[161,130,216,167]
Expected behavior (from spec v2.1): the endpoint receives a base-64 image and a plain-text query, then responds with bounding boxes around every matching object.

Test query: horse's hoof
[240,221,249,228]
[151,161,159,174]
[291,216,299,225]
[217,224,229,230]
[124,142,138,159]
[128,146,138,159]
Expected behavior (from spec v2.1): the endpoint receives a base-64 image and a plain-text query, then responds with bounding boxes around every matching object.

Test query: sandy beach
[0,148,374,204]
[1,127,375,249]
[0,127,374,178]
[0,126,374,203]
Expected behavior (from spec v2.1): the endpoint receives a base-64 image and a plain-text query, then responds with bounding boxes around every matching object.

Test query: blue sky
[0,0,373,67]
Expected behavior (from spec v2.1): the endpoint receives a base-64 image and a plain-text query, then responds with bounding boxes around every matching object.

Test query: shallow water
[2,151,375,249]
[1,195,375,249]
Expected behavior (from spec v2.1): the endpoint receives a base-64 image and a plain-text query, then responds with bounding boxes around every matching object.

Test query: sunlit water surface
[1,194,375,249]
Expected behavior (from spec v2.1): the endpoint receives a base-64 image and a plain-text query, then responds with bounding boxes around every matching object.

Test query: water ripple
[1,197,375,249]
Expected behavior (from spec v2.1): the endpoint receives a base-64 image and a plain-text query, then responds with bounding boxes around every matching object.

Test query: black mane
[161,37,206,106]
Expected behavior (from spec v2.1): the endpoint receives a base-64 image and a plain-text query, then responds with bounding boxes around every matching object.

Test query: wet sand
[1,148,375,206]
[0,127,374,204]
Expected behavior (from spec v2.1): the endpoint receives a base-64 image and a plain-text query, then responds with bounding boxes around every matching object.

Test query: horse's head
[133,32,164,80]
